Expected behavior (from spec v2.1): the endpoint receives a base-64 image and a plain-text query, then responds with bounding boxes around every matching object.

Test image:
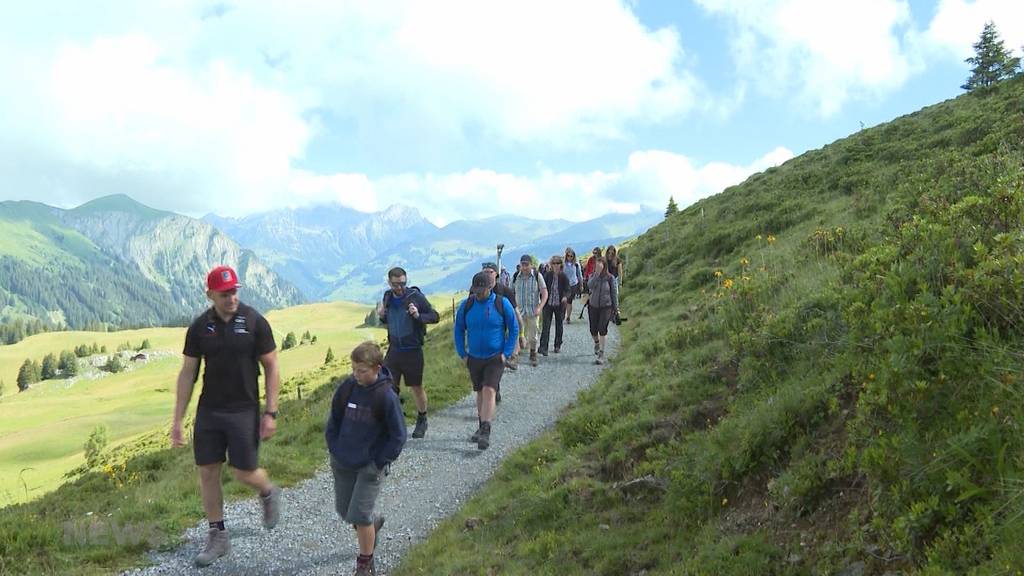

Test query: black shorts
[193,406,260,471]
[466,354,504,392]
[385,348,424,388]
[588,306,614,337]
[566,286,578,302]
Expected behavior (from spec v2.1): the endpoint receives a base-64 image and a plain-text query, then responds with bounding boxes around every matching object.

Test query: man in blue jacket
[325,341,407,576]
[454,272,519,450]
[376,266,439,438]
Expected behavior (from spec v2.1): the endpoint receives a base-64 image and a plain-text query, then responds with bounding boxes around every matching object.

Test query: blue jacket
[378,287,439,351]
[454,293,519,359]
[325,368,407,469]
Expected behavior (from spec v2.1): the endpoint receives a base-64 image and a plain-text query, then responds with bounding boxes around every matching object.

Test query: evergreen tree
[140,338,151,350]
[17,359,36,391]
[665,196,679,217]
[105,354,125,373]
[83,425,108,469]
[0,378,5,398]
[301,330,312,344]
[282,332,297,350]
[324,347,335,365]
[99,344,107,354]
[30,359,42,383]
[59,350,79,376]
[41,353,58,380]
[962,21,1021,91]
[311,335,318,344]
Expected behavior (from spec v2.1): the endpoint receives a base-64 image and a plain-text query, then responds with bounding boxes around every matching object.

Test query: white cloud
[0,1,707,217]
[695,0,918,116]
[286,147,793,226]
[924,0,1024,60]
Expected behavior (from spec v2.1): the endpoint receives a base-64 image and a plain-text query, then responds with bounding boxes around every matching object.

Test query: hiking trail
[125,318,619,576]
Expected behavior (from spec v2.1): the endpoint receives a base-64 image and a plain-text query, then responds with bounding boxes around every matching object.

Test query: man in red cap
[171,265,283,567]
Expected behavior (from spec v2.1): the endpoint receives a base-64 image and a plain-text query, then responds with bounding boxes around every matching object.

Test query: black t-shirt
[183,303,276,410]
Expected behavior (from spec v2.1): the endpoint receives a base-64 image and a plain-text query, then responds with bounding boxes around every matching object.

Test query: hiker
[376,267,439,439]
[454,272,519,450]
[586,257,619,365]
[606,244,624,290]
[326,341,407,576]
[583,246,602,282]
[483,262,522,373]
[511,254,547,367]
[498,265,511,288]
[171,265,282,568]
[539,255,570,357]
[563,247,583,324]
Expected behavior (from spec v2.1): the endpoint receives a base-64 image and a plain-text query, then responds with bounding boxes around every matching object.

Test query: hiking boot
[539,348,548,357]
[553,346,560,354]
[412,414,428,439]
[504,357,517,371]
[496,391,502,403]
[530,348,538,367]
[470,423,482,443]
[593,341,600,355]
[477,421,491,450]
[261,485,281,529]
[353,560,376,576]
[595,349,605,365]
[373,515,385,550]
[193,527,230,567]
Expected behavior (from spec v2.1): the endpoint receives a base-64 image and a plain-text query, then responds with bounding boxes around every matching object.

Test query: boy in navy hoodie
[326,341,407,576]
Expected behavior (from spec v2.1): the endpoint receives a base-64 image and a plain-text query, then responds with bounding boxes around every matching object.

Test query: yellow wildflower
[740,257,750,267]
[767,235,776,244]
[755,234,762,241]
[723,279,734,289]
[713,270,723,278]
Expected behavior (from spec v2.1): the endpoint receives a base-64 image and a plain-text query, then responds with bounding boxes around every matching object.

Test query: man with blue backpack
[376,267,439,439]
[454,272,519,450]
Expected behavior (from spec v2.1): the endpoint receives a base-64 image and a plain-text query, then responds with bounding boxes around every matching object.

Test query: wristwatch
[264,410,278,419]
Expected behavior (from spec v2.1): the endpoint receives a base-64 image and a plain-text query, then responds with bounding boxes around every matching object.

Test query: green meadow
[0,300,384,506]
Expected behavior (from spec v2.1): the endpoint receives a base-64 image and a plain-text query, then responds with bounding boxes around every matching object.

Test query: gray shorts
[330,458,383,526]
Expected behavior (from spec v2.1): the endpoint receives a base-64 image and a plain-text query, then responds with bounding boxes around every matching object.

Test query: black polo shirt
[183,303,276,411]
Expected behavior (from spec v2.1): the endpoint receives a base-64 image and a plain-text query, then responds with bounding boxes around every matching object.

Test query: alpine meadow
[394,76,1024,574]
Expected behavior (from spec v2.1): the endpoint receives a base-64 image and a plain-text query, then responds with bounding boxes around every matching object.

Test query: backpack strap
[463,295,507,330]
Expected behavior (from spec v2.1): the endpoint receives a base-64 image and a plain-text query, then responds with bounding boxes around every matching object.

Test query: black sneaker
[477,422,491,450]
[496,391,502,403]
[412,414,428,439]
[470,423,482,443]
[539,348,548,357]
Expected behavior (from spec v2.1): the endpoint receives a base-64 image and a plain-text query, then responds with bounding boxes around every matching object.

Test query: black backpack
[462,294,511,331]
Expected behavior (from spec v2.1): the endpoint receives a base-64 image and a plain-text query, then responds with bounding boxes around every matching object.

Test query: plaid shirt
[514,270,546,317]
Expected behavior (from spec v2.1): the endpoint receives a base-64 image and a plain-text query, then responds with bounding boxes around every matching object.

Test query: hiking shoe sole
[261,486,281,529]
[412,418,428,439]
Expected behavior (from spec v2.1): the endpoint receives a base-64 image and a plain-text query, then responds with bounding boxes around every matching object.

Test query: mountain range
[209,206,662,302]
[0,195,304,331]
[0,194,661,330]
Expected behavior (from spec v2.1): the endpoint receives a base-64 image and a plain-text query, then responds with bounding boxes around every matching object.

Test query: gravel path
[126,316,619,576]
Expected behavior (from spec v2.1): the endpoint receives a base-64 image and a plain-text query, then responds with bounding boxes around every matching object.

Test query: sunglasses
[390,281,407,288]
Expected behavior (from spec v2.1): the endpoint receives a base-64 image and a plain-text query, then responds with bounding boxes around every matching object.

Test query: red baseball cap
[207,265,243,292]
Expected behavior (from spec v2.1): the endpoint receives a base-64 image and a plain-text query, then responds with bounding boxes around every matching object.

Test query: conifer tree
[665,196,679,217]
[324,347,335,365]
[962,21,1021,91]
[59,350,79,376]
[41,353,58,380]
[282,332,297,350]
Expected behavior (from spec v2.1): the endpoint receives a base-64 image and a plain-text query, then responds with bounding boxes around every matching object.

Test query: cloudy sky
[1,1,1021,225]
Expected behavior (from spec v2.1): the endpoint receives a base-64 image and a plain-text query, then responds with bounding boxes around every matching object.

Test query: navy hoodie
[325,367,407,470]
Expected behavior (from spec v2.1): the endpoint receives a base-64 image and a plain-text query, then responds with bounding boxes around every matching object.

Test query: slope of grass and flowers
[0,294,468,575]
[394,77,1024,575]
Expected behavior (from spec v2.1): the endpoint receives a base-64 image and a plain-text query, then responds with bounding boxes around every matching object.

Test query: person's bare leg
[479,387,497,422]
[356,524,376,555]
[230,467,273,494]
[411,386,427,413]
[198,464,224,522]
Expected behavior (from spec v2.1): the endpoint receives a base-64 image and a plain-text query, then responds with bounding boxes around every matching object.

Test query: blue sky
[0,1,1021,225]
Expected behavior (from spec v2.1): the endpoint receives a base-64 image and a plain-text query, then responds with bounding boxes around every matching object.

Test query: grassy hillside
[0,301,383,506]
[393,78,1024,575]
[0,292,469,575]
